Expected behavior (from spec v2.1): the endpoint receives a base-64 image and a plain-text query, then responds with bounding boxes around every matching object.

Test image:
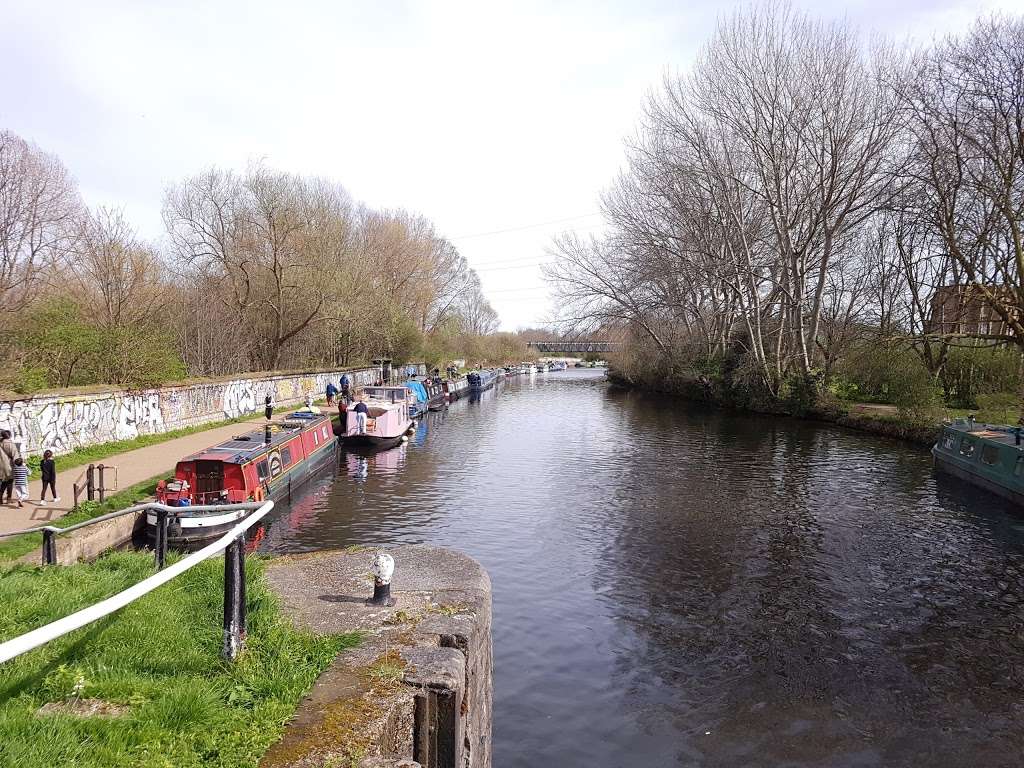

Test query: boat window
[959,439,976,457]
[314,431,319,446]
[943,435,955,450]
[256,459,269,482]
[1016,457,1024,477]
[322,426,329,439]
[981,444,1000,466]
[282,446,293,467]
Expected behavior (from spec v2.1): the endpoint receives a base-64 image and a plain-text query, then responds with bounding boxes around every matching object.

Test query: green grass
[0,551,357,767]
[0,478,163,564]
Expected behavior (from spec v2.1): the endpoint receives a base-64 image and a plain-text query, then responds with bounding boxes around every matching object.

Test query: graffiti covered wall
[0,365,424,456]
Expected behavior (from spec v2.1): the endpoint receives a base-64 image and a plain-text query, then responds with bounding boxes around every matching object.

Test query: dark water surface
[260,369,1024,767]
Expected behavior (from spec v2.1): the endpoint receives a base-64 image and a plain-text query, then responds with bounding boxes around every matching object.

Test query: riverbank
[606,369,944,447]
[0,550,357,768]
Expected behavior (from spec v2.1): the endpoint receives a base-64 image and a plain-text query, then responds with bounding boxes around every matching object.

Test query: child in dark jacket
[40,449,58,503]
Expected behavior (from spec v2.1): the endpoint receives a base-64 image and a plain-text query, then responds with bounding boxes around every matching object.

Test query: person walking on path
[0,430,18,504]
[40,449,59,503]
[340,373,351,403]
[326,381,338,406]
[11,458,30,508]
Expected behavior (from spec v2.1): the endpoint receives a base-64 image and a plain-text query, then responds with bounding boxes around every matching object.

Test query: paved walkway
[0,417,275,535]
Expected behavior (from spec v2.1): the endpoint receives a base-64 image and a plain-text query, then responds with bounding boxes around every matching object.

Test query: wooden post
[86,464,95,501]
[97,464,106,503]
[221,535,247,660]
[41,529,57,566]
[154,509,169,570]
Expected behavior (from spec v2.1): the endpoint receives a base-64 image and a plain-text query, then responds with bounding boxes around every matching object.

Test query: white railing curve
[0,500,274,665]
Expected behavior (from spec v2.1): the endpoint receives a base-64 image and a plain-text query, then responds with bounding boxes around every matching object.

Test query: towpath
[0,416,282,535]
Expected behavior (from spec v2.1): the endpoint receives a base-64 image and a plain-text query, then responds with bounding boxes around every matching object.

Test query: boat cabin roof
[362,386,411,403]
[945,419,1023,449]
[181,411,330,464]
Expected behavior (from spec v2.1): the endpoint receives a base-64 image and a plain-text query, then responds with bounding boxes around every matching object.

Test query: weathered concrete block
[262,545,492,768]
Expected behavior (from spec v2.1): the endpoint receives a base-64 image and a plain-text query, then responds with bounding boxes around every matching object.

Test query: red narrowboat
[150,410,337,547]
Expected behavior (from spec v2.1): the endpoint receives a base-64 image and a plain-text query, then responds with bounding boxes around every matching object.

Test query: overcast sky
[2,0,1018,329]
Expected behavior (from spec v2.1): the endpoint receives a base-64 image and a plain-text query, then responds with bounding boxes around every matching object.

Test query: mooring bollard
[367,552,396,607]
[154,509,169,570]
[97,464,106,503]
[222,534,247,660]
[86,464,96,501]
[41,528,57,566]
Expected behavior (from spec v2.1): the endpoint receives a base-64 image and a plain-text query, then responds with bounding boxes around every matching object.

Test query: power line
[451,212,602,240]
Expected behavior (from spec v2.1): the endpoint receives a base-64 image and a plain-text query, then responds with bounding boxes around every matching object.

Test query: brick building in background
[925,284,1017,338]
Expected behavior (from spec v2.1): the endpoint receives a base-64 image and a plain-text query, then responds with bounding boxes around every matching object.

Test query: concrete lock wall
[262,545,493,768]
[0,364,426,457]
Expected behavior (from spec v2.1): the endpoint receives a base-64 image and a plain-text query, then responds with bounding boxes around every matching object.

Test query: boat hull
[933,449,1024,505]
[148,437,338,548]
[341,432,406,449]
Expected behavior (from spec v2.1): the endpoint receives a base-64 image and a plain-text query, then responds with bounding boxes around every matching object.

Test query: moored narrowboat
[412,376,448,411]
[444,376,470,401]
[152,410,337,547]
[932,419,1024,505]
[340,386,414,448]
[467,369,499,393]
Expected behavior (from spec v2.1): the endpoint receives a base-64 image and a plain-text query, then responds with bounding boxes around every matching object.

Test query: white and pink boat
[339,386,414,449]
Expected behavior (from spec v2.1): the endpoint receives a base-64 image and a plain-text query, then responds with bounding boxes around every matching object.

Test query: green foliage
[780,371,822,416]
[940,346,1021,408]
[0,551,357,767]
[6,299,186,393]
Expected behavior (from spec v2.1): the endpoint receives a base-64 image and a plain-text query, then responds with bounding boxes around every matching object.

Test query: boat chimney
[264,424,272,445]
[367,552,396,607]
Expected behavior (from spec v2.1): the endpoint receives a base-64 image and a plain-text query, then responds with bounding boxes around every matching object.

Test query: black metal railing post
[97,464,106,503]
[221,534,247,660]
[86,464,95,501]
[41,529,57,566]
[154,509,169,570]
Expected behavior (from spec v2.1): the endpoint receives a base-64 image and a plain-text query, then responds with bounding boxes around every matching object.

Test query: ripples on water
[260,370,1024,767]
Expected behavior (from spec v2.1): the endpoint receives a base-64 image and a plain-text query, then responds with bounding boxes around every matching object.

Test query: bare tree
[0,130,80,321]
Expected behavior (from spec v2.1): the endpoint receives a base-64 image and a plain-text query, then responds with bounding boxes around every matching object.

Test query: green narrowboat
[932,418,1024,505]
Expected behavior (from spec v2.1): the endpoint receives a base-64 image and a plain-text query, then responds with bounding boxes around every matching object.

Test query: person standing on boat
[340,373,351,403]
[326,380,338,406]
[338,398,349,432]
[353,396,370,434]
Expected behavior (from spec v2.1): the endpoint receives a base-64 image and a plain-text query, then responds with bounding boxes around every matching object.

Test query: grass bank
[0,551,357,767]
[0,477,162,564]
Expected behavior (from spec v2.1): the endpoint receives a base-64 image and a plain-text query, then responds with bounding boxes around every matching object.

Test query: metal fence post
[97,464,106,503]
[86,464,95,501]
[41,529,57,566]
[154,509,169,570]
[221,534,247,660]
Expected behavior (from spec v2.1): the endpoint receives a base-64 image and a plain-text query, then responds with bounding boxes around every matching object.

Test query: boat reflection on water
[344,443,408,481]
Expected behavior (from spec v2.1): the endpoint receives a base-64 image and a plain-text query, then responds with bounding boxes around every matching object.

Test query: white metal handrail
[0,500,273,665]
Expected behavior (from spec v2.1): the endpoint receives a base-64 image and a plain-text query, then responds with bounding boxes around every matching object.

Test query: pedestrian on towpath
[11,457,30,508]
[40,449,59,503]
[264,395,274,421]
[340,373,351,403]
[0,430,18,505]
[326,381,338,406]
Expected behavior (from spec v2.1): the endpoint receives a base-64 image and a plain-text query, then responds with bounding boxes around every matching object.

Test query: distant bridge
[525,340,620,354]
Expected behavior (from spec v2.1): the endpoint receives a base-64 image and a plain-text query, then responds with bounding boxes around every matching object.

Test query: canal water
[259,369,1024,767]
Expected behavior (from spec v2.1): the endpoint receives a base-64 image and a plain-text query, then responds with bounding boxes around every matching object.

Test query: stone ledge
[262,545,492,768]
